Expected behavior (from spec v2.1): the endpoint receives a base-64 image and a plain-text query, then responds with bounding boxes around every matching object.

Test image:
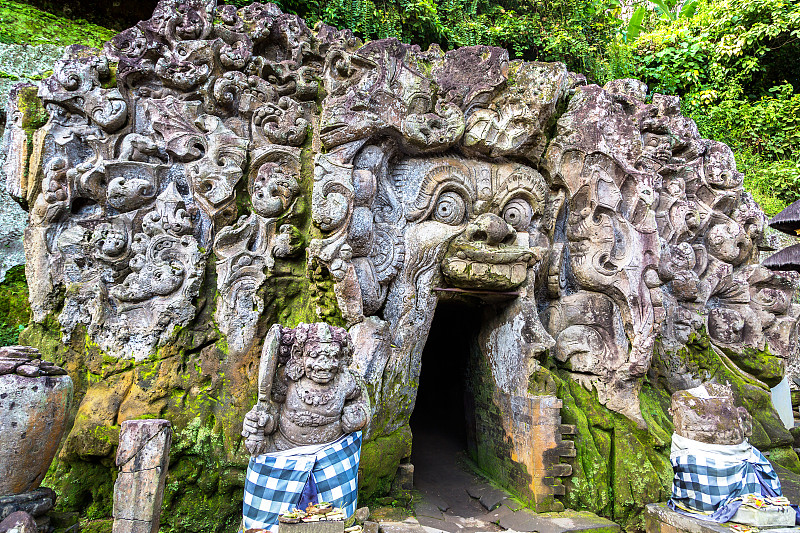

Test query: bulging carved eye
[432,191,466,225]
[502,198,533,230]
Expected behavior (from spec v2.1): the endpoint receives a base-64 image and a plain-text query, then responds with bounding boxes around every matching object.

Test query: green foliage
[606,0,800,212]
[240,0,623,81]
[0,265,31,346]
[0,0,116,47]
[685,88,800,215]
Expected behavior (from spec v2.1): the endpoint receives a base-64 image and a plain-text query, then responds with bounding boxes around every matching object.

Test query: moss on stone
[550,367,673,530]
[44,460,116,520]
[0,265,31,346]
[359,424,413,502]
[767,446,800,474]
[0,1,115,47]
[79,519,113,533]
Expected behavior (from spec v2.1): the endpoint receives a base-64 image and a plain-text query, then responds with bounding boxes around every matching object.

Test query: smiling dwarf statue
[242,322,371,455]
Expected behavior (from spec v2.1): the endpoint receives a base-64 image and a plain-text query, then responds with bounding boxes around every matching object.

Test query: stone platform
[645,503,800,533]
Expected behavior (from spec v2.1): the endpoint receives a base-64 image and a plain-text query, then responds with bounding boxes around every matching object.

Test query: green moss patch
[0,1,115,47]
[359,424,413,502]
[0,265,30,346]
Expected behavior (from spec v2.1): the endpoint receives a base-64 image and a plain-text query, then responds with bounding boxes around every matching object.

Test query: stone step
[497,509,620,533]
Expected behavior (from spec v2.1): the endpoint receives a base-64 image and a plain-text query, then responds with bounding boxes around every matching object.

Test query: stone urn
[0,345,73,496]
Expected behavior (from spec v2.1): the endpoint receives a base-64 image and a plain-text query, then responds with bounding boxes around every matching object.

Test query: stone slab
[499,509,619,533]
[0,489,55,522]
[378,520,427,533]
[479,488,509,511]
[279,521,345,533]
[0,512,37,533]
[731,506,795,527]
[645,503,730,533]
[416,516,461,533]
[479,504,517,524]
[414,503,443,520]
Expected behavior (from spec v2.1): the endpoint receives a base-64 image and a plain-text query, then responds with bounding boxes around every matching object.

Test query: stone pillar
[113,420,172,533]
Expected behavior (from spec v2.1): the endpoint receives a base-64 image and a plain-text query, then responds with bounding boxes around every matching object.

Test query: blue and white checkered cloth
[670,434,782,519]
[243,432,362,532]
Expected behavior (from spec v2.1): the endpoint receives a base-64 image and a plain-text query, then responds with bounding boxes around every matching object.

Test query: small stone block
[550,463,573,477]
[279,521,345,533]
[479,487,509,511]
[393,464,414,492]
[731,506,795,527]
[0,512,37,533]
[355,508,370,522]
[363,522,379,533]
[560,425,577,435]
[111,518,155,533]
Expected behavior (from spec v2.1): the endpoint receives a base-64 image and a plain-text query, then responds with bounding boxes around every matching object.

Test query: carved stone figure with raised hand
[242,322,370,455]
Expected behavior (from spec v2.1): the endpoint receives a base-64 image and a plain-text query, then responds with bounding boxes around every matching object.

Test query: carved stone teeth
[471,262,489,277]
[511,263,527,284]
[489,263,511,280]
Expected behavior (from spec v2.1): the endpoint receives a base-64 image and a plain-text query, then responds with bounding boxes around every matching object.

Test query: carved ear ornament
[401,160,475,222]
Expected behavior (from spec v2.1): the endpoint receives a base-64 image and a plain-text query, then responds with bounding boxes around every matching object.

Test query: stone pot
[0,346,73,496]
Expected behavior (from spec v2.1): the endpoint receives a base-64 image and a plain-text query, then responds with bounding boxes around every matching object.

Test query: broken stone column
[113,419,172,533]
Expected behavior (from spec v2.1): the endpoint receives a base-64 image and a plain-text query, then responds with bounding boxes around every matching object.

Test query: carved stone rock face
[670,383,752,445]
[5,0,800,515]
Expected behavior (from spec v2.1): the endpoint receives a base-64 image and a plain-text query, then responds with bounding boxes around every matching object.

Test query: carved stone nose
[465,213,516,245]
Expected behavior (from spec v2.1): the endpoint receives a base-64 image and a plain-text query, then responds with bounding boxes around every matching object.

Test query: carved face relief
[392,157,546,291]
[706,219,748,265]
[250,162,300,218]
[303,341,343,384]
[320,41,463,151]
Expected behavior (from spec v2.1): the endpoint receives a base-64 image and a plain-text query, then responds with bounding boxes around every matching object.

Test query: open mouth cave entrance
[410,300,484,499]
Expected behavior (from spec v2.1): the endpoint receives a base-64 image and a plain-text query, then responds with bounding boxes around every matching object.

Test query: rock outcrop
[3,0,799,530]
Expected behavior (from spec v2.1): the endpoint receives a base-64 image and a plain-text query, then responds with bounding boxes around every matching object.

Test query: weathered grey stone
[112,419,171,533]
[392,464,414,492]
[499,509,619,533]
[0,44,66,282]
[0,346,72,496]
[645,503,729,533]
[0,489,55,522]
[6,0,800,521]
[0,511,37,533]
[670,383,752,444]
[378,520,427,533]
[241,323,370,454]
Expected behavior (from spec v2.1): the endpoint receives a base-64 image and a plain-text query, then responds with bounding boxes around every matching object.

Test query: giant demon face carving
[393,157,548,291]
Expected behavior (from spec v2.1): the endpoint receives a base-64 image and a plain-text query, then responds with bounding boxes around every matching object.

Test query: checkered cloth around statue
[670,433,782,520]
[242,431,362,532]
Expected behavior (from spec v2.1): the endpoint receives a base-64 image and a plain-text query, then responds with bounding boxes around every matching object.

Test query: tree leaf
[649,0,676,20]
[627,6,647,42]
[680,0,698,19]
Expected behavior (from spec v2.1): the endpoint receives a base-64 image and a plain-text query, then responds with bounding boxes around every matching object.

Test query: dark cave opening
[410,300,482,472]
